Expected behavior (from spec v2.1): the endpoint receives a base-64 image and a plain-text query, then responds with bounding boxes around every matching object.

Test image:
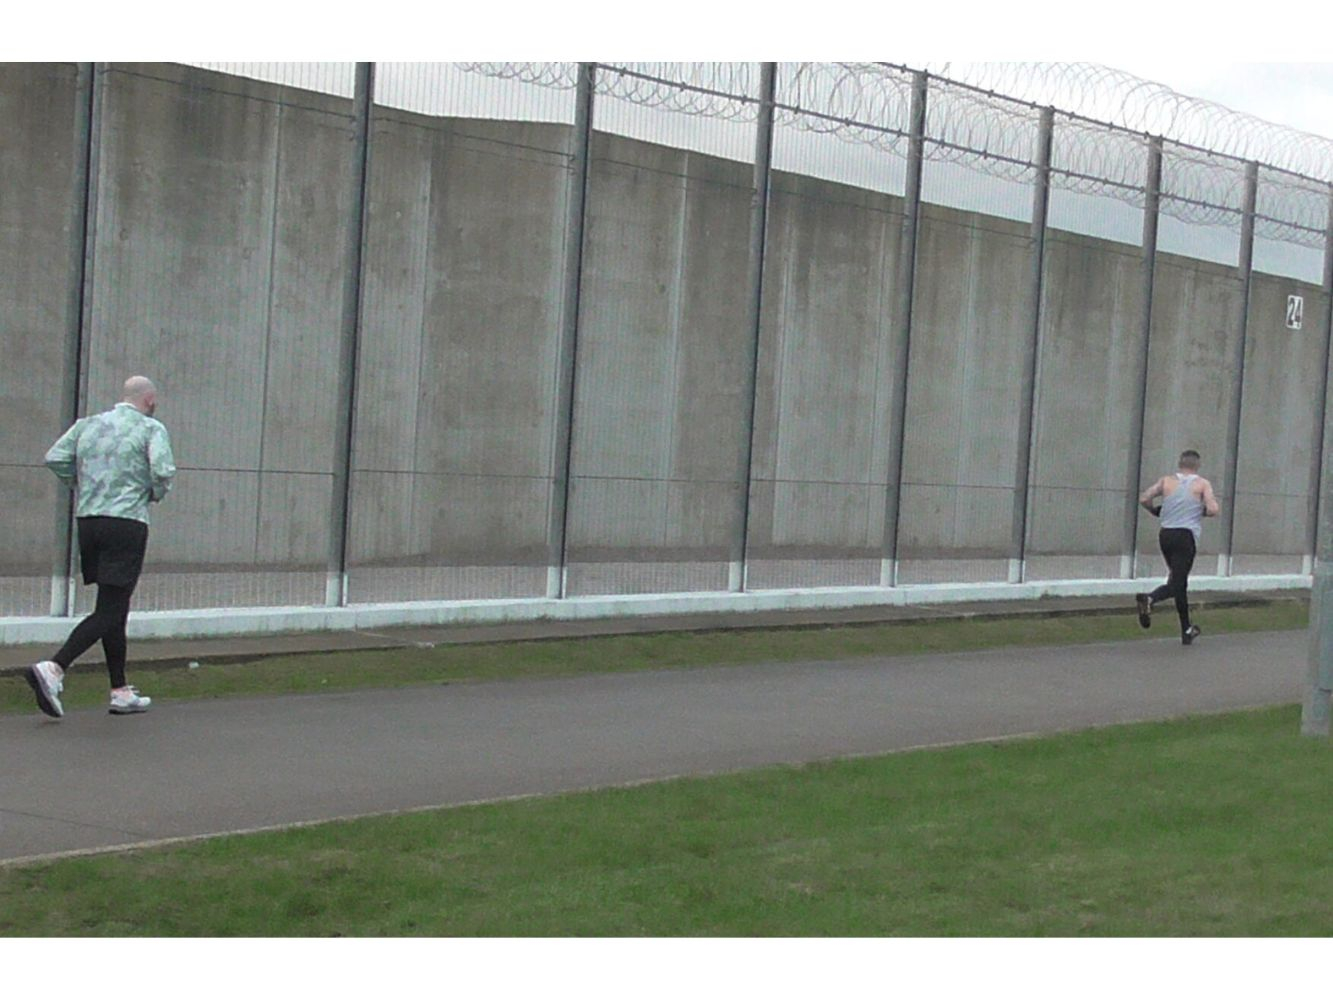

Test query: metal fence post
[1010,106,1054,584]
[1304,188,1333,578]
[1303,183,1333,737]
[1123,136,1163,581]
[732,61,777,592]
[53,62,104,618]
[1219,160,1259,577]
[547,62,596,599]
[880,70,928,588]
[327,62,375,608]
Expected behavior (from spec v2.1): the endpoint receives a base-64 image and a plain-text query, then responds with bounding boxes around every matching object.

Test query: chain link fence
[1,61,1327,621]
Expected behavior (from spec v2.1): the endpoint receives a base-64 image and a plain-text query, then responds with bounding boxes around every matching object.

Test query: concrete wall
[0,63,83,615]
[75,64,353,611]
[746,172,903,588]
[0,62,1325,620]
[1231,274,1327,573]
[897,203,1035,583]
[564,133,753,595]
[347,113,571,602]
[1026,228,1147,581]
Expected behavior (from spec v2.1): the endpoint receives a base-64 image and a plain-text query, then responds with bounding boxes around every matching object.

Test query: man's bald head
[123,376,158,416]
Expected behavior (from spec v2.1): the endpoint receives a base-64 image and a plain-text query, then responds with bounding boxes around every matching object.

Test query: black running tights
[52,583,133,689]
[1150,528,1196,632]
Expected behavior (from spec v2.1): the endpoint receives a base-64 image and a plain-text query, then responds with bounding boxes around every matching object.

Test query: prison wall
[0,62,1324,620]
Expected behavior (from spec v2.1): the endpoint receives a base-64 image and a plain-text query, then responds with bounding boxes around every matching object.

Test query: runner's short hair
[1179,449,1201,471]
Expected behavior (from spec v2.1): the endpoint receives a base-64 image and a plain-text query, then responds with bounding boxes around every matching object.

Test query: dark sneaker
[1135,593,1152,630]
[1182,625,1201,645]
[25,661,65,719]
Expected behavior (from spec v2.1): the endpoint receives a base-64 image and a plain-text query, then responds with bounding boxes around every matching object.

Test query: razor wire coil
[459,60,1332,250]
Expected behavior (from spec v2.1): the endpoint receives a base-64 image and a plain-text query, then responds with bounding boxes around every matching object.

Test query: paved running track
[0,629,1305,864]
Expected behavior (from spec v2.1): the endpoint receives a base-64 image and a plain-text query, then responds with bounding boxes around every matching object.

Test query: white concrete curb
[0,573,1310,646]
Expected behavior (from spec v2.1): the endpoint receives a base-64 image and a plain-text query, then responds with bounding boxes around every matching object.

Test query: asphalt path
[0,628,1303,865]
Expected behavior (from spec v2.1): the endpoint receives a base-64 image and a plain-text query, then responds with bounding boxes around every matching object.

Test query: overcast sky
[1100,61,1333,139]
[20,1,1333,145]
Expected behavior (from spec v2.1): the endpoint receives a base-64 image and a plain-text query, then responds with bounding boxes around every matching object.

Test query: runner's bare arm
[1139,477,1164,512]
[1200,478,1220,517]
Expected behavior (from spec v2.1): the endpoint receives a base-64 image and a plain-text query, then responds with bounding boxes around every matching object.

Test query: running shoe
[109,686,152,715]
[1182,625,1201,646]
[1135,593,1152,630]
[25,661,64,719]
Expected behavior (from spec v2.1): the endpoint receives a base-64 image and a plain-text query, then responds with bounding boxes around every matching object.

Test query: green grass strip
[1,600,1308,716]
[3,704,1330,936]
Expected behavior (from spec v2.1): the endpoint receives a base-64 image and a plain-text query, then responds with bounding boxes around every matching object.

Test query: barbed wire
[919,61,1333,246]
[458,62,576,91]
[1051,113,1148,203]
[1255,166,1331,247]
[774,62,912,159]
[460,61,762,120]
[921,62,1333,183]
[458,61,1331,249]
[596,62,759,122]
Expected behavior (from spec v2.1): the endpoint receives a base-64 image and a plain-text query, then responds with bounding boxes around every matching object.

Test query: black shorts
[77,516,149,589]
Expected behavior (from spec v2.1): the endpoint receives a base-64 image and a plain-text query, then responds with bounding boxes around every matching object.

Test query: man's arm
[1138,477,1164,513]
[1200,478,1220,517]
[44,421,82,484]
[147,425,176,502]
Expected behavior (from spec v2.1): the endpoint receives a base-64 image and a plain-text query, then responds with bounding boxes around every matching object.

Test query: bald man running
[26,376,176,719]
[1135,449,1220,645]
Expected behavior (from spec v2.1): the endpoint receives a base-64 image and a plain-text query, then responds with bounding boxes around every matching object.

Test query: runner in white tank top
[1135,449,1220,644]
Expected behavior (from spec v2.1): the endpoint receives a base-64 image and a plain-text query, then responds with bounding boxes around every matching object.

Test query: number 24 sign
[1287,294,1304,330]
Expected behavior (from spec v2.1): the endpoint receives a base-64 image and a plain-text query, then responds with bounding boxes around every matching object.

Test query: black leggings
[1150,528,1196,631]
[52,583,134,689]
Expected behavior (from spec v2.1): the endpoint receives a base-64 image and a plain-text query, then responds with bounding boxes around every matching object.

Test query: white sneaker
[25,661,65,719]
[109,686,151,715]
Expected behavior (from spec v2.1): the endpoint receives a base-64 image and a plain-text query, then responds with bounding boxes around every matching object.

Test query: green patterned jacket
[45,403,176,524]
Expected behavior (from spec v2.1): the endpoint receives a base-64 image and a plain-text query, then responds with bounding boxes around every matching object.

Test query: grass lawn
[0,599,1308,717]
[2,704,1330,936]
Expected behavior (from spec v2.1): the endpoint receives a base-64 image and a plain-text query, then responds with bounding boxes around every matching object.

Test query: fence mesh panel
[3,61,1329,621]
